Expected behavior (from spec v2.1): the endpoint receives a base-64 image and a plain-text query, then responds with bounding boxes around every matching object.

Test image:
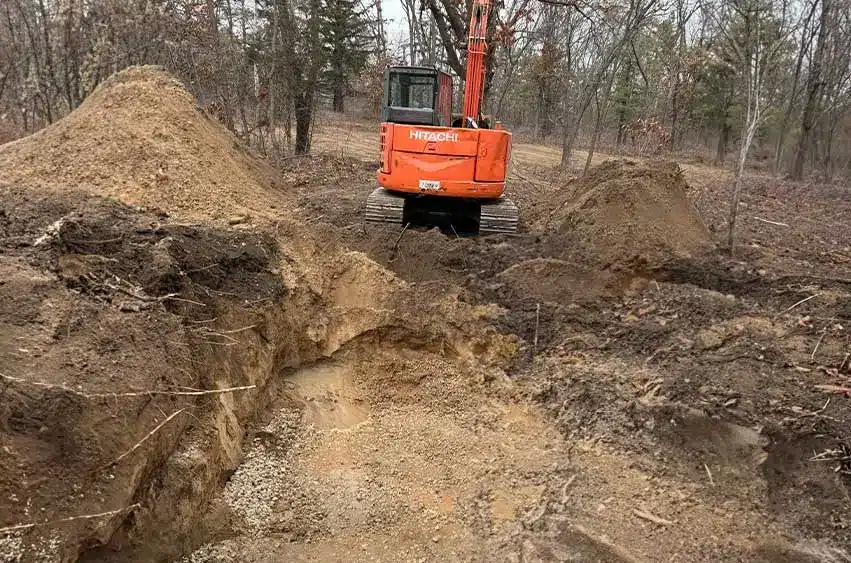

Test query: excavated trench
[3,187,605,562]
[5,187,851,562]
[5,162,851,562]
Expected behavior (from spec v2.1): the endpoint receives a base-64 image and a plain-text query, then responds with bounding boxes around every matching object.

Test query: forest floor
[1,68,850,563]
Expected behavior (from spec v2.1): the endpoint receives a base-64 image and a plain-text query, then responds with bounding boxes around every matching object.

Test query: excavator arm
[462,0,491,123]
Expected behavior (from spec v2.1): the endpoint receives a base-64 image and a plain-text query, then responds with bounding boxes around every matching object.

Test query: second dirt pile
[542,160,713,265]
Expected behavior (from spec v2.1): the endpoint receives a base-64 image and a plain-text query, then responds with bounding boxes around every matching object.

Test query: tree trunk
[62,0,77,111]
[534,86,542,139]
[560,101,574,167]
[727,5,763,256]
[820,113,838,181]
[332,86,344,113]
[616,110,627,147]
[791,0,830,181]
[716,122,730,165]
[206,0,217,33]
[37,0,55,124]
[773,0,817,175]
[585,96,602,173]
[615,58,634,147]
[727,151,746,255]
[728,105,761,255]
[585,66,617,173]
[561,84,597,166]
[669,82,679,151]
[376,0,387,55]
[715,81,733,165]
[295,97,312,155]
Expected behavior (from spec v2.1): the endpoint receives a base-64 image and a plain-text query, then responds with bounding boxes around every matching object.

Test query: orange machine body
[377,122,511,199]
[367,1,517,233]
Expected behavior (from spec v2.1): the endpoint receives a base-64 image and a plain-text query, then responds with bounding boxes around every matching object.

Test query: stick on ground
[633,508,673,526]
[752,216,790,227]
[105,408,187,467]
[0,504,140,534]
[704,463,715,486]
[390,222,410,262]
[778,294,819,316]
[815,384,851,396]
[812,329,827,361]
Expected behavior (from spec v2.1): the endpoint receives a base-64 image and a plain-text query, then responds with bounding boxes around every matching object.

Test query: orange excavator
[365,0,518,234]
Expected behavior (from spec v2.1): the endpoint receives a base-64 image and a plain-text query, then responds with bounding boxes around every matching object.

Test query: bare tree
[707,0,793,253]
[541,0,661,166]
[772,0,817,174]
[790,0,830,180]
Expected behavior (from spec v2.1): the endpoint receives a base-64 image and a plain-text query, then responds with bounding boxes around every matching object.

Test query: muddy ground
[1,67,849,563]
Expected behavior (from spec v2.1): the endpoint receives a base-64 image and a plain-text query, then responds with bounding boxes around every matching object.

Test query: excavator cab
[381,67,453,127]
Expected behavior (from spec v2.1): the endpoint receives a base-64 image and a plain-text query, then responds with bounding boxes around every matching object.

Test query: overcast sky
[382,0,410,47]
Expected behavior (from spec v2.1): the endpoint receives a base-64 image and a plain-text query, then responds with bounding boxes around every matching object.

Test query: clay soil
[1,67,850,563]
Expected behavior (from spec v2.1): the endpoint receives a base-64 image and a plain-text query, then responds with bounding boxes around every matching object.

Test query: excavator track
[365,188,518,235]
[479,197,519,234]
[365,188,405,226]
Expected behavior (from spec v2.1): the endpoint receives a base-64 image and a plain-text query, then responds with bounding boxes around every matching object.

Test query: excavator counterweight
[364,0,517,235]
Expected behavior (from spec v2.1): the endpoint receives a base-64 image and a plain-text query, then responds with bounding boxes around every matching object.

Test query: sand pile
[0,66,286,223]
[544,160,713,264]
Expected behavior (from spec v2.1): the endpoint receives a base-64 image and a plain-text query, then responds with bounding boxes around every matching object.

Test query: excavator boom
[462,0,490,122]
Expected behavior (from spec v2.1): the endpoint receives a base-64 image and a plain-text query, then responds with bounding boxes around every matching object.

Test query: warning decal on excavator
[418,180,441,191]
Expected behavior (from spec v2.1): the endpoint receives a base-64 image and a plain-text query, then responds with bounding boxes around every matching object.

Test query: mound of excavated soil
[0,66,286,223]
[544,160,713,264]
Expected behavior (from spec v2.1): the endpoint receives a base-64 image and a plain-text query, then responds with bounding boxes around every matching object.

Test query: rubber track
[365,188,405,225]
[365,188,519,234]
[479,198,519,234]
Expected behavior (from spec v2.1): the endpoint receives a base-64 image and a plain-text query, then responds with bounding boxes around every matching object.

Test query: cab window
[388,72,436,109]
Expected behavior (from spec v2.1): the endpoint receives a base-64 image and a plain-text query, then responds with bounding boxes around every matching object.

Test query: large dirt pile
[0,66,286,223]
[544,160,713,264]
